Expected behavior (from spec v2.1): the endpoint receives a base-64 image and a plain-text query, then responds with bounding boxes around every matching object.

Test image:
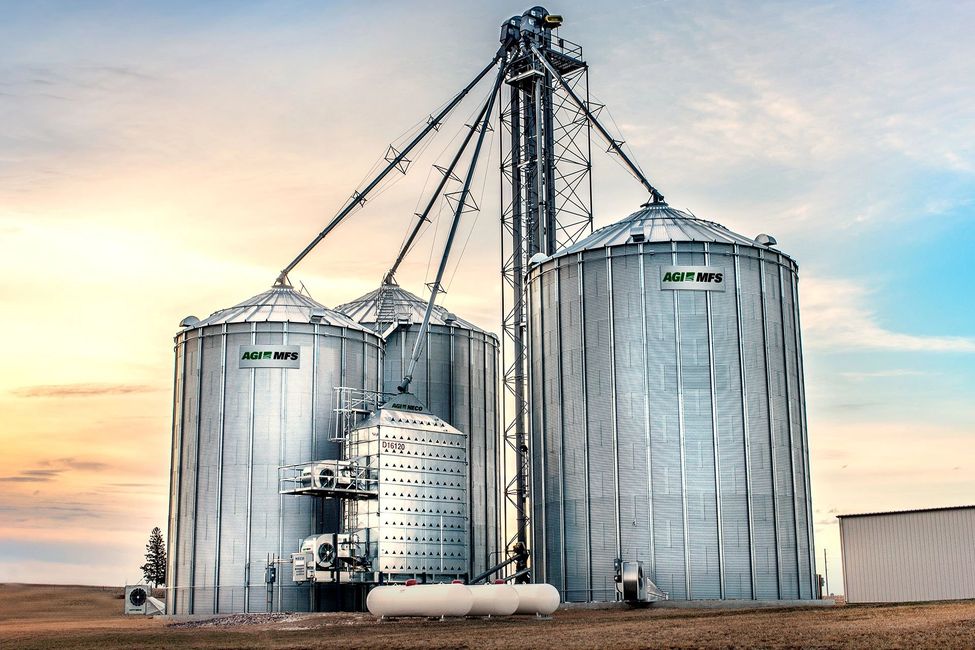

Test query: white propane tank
[512,583,560,615]
[466,584,520,616]
[366,583,474,618]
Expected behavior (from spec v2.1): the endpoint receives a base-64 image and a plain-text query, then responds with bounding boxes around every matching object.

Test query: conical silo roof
[188,285,371,331]
[335,281,490,335]
[554,202,776,256]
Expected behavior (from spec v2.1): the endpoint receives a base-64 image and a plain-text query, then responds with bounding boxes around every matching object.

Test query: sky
[1,0,973,595]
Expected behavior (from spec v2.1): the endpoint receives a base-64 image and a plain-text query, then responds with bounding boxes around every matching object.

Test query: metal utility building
[166,285,382,614]
[526,203,816,601]
[839,506,975,603]
[335,282,501,578]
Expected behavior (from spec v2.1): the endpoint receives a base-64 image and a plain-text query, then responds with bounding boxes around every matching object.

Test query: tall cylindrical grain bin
[526,203,815,602]
[166,285,382,614]
[335,282,501,579]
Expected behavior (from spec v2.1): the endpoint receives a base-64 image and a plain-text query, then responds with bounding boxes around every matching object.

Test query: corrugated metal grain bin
[166,285,382,614]
[335,282,501,579]
[839,506,975,603]
[526,203,816,602]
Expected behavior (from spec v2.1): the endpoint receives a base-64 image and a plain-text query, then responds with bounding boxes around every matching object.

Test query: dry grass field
[2,583,975,649]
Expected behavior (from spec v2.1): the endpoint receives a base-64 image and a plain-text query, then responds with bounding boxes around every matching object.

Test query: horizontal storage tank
[166,285,382,614]
[335,282,500,580]
[366,584,475,618]
[467,584,520,616]
[527,203,815,602]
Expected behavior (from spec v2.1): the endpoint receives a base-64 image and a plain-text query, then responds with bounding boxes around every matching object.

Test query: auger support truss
[275,54,504,287]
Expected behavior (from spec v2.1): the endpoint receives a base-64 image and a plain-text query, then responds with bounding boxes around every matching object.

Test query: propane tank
[512,583,560,615]
[366,583,474,618]
[466,584,520,616]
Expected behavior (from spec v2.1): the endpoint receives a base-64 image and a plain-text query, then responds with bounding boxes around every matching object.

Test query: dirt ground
[2,584,975,649]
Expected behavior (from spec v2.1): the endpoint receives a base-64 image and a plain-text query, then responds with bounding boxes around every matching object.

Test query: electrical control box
[291,551,314,583]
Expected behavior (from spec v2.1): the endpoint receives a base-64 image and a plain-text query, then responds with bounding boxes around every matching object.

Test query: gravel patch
[169,612,304,628]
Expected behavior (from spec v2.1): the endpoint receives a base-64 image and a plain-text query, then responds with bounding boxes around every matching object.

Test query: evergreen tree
[140,527,167,587]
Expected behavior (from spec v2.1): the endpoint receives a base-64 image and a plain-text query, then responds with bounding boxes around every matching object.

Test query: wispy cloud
[0,468,64,482]
[56,457,111,471]
[21,469,63,478]
[0,458,113,482]
[0,501,112,523]
[105,482,159,489]
[11,383,162,398]
[801,278,975,353]
[840,369,931,380]
[828,402,884,412]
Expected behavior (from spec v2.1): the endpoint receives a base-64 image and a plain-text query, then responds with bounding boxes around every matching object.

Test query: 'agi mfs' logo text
[662,270,723,284]
[660,266,727,292]
[240,350,298,361]
[238,345,302,369]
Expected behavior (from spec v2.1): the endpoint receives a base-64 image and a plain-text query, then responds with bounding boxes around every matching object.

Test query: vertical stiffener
[526,204,815,602]
[335,283,501,578]
[166,285,382,614]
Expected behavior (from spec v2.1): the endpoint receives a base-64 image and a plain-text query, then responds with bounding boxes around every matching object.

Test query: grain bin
[526,203,815,602]
[166,284,382,614]
[335,281,501,579]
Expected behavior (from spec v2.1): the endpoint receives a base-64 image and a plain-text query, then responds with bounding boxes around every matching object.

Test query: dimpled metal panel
[346,408,469,581]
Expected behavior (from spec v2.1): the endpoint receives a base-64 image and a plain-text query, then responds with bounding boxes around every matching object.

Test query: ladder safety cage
[331,386,391,443]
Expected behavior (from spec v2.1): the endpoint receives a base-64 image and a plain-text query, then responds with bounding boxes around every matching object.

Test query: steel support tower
[498,8,593,581]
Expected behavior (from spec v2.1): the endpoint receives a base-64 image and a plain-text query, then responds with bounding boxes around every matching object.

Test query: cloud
[0,458,113,482]
[0,501,112,524]
[20,469,63,478]
[0,468,64,482]
[11,383,162,398]
[801,277,975,352]
[41,457,113,472]
[840,370,931,380]
[61,458,112,471]
[105,482,158,489]
[828,402,884,412]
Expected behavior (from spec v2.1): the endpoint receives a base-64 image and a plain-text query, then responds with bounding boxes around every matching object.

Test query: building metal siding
[558,258,591,601]
[169,311,382,615]
[611,252,653,588]
[709,243,752,598]
[528,232,815,602]
[839,507,975,603]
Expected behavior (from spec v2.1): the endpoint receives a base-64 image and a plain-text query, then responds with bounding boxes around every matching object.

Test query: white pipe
[366,584,474,618]
[511,584,560,615]
[466,584,519,616]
